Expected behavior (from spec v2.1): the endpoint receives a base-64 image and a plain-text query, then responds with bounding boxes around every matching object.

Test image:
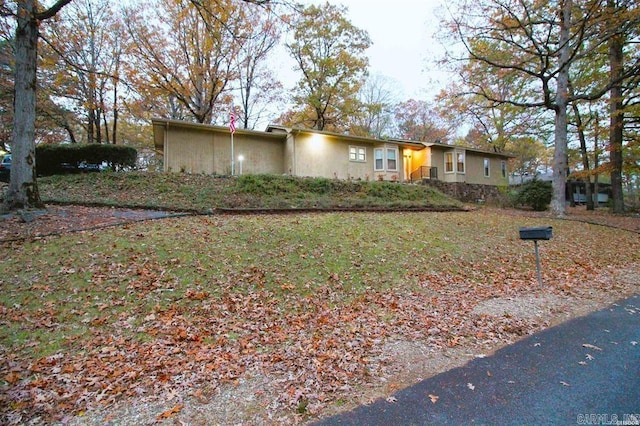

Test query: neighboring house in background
[152,118,512,188]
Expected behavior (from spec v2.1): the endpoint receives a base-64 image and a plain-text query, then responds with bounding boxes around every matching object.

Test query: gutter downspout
[291,129,298,176]
[164,122,169,173]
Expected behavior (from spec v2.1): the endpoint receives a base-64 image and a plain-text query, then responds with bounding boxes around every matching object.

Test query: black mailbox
[519,226,552,241]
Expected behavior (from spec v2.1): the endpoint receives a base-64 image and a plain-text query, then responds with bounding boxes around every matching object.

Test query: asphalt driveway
[315,295,640,425]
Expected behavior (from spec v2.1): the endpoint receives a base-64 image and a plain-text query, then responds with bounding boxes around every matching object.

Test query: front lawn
[1,209,639,424]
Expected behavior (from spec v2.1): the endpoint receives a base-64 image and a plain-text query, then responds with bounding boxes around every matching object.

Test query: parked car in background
[78,161,105,172]
[0,154,10,182]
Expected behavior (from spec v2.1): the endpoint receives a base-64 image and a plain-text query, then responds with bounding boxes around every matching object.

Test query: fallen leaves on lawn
[0,209,639,424]
[582,344,603,351]
[156,404,184,420]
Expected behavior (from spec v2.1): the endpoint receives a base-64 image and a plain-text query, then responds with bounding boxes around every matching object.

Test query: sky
[277,0,452,102]
[340,0,449,100]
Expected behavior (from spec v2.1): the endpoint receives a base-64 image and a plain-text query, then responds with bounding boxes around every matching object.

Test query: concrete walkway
[314,295,640,425]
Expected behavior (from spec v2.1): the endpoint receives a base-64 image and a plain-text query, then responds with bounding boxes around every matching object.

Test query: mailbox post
[519,226,552,285]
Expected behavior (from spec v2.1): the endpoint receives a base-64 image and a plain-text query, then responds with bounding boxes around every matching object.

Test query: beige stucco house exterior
[152,118,511,187]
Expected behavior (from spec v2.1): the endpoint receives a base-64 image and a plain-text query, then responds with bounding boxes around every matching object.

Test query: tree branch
[36,0,74,21]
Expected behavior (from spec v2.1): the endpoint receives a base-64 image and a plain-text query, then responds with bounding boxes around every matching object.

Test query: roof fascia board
[391,138,516,159]
[152,118,285,139]
[280,126,424,149]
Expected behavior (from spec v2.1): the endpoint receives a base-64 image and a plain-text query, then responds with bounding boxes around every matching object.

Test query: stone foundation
[422,180,505,204]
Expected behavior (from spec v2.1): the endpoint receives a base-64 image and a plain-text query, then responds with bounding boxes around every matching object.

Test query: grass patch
[1,208,639,423]
[37,172,463,211]
[3,210,638,361]
[4,171,640,423]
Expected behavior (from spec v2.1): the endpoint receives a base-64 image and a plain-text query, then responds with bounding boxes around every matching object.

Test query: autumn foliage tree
[124,0,249,124]
[285,2,370,131]
[394,99,449,143]
[441,0,640,215]
[42,0,126,144]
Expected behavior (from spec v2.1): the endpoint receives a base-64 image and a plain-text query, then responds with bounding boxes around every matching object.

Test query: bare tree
[235,6,283,129]
[350,73,399,138]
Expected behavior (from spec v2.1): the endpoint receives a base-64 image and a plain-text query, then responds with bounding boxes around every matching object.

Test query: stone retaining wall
[422,180,505,204]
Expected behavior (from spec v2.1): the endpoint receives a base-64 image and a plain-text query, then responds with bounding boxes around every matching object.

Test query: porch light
[238,155,244,175]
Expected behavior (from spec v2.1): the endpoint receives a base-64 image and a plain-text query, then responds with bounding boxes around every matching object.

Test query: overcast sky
[341,0,449,99]
[277,0,451,102]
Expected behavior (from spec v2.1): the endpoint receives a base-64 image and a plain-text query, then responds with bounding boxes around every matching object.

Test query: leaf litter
[0,206,638,425]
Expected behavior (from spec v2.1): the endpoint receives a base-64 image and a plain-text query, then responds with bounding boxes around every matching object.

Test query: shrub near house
[36,144,137,176]
[514,178,553,211]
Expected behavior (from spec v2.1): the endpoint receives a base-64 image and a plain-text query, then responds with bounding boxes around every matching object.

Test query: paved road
[314,295,640,425]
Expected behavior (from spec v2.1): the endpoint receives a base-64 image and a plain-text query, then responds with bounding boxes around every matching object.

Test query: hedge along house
[152,118,512,191]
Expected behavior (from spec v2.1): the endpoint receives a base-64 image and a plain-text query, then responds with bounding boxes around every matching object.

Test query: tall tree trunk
[95,107,102,144]
[550,0,572,216]
[63,123,77,144]
[3,0,44,211]
[1,0,73,213]
[593,112,600,206]
[100,89,109,145]
[111,61,120,144]
[112,106,118,144]
[571,101,594,210]
[87,107,95,143]
[608,0,625,213]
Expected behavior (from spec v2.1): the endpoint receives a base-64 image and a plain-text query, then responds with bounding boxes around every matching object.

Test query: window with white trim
[349,146,366,162]
[484,158,490,177]
[374,147,398,172]
[374,148,384,171]
[386,148,397,171]
[445,152,454,173]
[456,152,465,173]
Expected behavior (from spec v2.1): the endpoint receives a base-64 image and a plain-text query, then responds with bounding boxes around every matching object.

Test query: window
[456,152,465,173]
[349,146,366,162]
[501,161,507,178]
[374,148,384,171]
[445,152,454,173]
[484,158,490,177]
[386,148,397,171]
[374,147,398,172]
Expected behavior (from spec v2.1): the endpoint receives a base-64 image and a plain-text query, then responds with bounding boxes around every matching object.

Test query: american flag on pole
[229,105,236,135]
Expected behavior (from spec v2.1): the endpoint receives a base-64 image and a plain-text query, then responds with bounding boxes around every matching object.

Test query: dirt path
[0,205,187,242]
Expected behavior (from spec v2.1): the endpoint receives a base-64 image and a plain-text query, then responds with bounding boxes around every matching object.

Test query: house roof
[389,137,516,159]
[152,118,285,154]
[265,124,426,150]
[153,118,514,159]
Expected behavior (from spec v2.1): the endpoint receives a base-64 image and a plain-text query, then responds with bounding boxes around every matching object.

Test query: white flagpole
[231,132,235,176]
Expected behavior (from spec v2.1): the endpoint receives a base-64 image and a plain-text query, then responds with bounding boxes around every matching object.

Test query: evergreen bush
[36,144,137,176]
[515,178,553,211]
